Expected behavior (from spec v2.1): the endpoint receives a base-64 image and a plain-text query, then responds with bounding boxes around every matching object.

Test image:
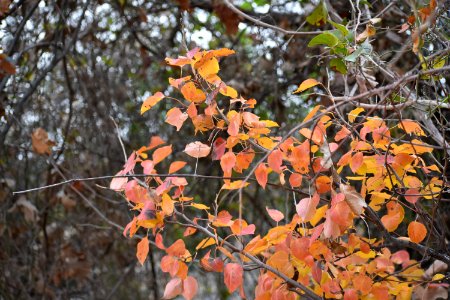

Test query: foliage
[111,46,447,299]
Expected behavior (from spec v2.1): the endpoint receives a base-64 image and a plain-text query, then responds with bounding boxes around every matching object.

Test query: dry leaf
[31,128,55,155]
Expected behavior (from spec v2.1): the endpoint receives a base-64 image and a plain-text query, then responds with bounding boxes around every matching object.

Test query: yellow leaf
[195,237,216,250]
[191,203,210,210]
[141,92,164,114]
[432,273,445,281]
[310,204,328,226]
[257,137,276,150]
[348,107,365,123]
[221,180,250,190]
[293,78,321,94]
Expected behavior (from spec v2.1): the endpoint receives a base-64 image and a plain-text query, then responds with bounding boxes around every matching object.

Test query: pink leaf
[163,277,183,299]
[224,263,243,293]
[182,276,198,300]
[266,207,284,222]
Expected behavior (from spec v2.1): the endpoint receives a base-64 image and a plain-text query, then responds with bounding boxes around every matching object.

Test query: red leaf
[212,137,226,160]
[224,263,243,293]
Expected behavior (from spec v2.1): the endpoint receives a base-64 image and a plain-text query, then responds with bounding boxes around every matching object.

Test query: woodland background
[1,0,450,299]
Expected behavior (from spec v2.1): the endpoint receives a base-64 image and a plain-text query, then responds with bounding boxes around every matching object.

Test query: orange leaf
[153,145,172,165]
[168,161,187,174]
[289,173,303,187]
[141,92,164,114]
[161,193,174,215]
[166,239,187,257]
[408,221,427,243]
[350,152,364,173]
[31,128,55,155]
[315,175,331,193]
[181,81,206,103]
[234,149,255,173]
[220,151,236,174]
[303,105,322,123]
[381,201,404,232]
[148,136,165,149]
[268,149,283,173]
[136,237,149,265]
[293,78,321,94]
[255,163,268,189]
[224,263,243,293]
[166,107,188,131]
[266,207,284,222]
[335,126,351,142]
[184,141,211,158]
[230,219,255,236]
[399,119,425,136]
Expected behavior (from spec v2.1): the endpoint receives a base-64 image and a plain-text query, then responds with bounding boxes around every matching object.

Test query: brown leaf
[340,183,367,215]
[31,128,55,155]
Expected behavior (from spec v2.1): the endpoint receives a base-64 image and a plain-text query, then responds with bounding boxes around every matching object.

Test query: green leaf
[329,20,349,37]
[240,1,252,10]
[344,41,372,62]
[330,58,347,74]
[308,32,339,48]
[306,2,328,26]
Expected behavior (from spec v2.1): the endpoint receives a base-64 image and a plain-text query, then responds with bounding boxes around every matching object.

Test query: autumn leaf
[181,81,206,103]
[266,207,284,222]
[296,193,320,222]
[136,237,149,265]
[182,276,198,300]
[255,163,269,189]
[168,161,187,174]
[408,221,427,243]
[268,149,283,173]
[163,277,183,299]
[31,128,55,155]
[166,107,188,131]
[224,263,243,293]
[230,219,255,235]
[293,78,321,94]
[184,141,211,158]
[340,183,367,215]
[399,119,426,136]
[289,173,303,187]
[161,193,174,215]
[141,92,164,114]
[348,107,365,123]
[153,145,172,165]
[220,151,236,175]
